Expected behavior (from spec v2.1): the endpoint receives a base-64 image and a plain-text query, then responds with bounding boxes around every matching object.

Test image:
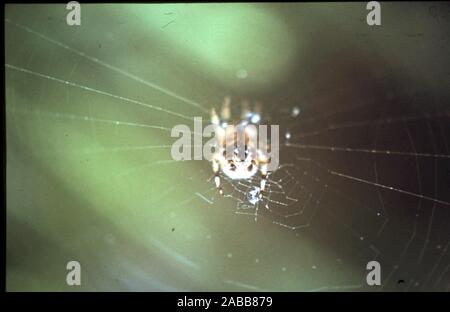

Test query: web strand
[5,19,209,114]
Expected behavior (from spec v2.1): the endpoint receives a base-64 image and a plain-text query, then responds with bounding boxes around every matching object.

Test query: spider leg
[212,157,224,195]
[241,99,250,119]
[258,162,268,199]
[221,96,231,121]
[253,101,262,116]
[211,107,220,125]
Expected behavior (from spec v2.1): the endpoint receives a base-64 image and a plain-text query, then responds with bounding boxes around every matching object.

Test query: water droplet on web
[291,106,301,117]
[285,131,291,140]
[236,69,248,79]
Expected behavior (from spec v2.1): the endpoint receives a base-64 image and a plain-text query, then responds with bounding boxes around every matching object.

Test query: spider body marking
[210,97,270,200]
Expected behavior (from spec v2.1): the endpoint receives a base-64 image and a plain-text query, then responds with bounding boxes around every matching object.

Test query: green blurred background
[6,3,450,291]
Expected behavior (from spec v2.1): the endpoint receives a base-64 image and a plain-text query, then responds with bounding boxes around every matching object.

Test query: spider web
[5,4,450,292]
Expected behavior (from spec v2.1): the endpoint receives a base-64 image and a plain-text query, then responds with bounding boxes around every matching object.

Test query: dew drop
[291,106,301,117]
[285,132,292,140]
[236,69,248,79]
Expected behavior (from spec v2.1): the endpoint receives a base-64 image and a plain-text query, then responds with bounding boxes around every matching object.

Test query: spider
[210,96,271,200]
